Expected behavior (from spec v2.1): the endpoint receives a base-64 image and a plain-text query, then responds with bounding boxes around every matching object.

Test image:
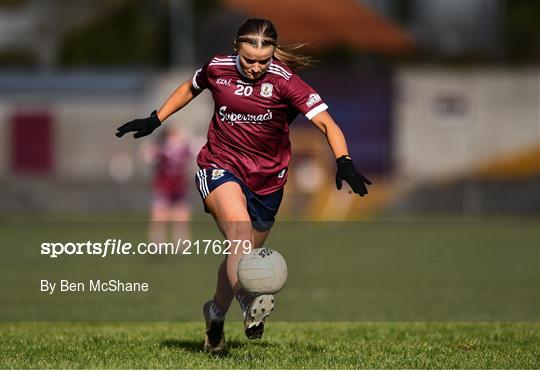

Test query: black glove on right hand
[115,110,161,139]
[336,155,372,197]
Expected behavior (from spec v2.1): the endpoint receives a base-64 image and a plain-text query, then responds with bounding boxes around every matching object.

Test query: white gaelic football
[237,247,288,295]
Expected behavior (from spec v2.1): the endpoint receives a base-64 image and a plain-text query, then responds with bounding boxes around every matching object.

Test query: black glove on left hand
[336,155,372,196]
[115,110,161,139]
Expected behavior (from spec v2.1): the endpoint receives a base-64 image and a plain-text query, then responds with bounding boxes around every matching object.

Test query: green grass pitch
[1,216,539,368]
[1,322,539,369]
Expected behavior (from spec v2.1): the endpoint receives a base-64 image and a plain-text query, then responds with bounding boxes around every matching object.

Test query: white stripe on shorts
[196,170,203,197]
[197,169,208,197]
[203,169,209,196]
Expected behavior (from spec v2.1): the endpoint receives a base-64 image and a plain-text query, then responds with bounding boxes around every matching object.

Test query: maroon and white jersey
[192,54,328,195]
[153,136,191,194]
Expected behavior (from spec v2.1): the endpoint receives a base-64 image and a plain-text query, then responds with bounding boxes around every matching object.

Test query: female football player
[116,18,371,352]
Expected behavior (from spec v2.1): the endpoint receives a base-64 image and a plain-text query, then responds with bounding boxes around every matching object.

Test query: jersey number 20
[234,85,253,96]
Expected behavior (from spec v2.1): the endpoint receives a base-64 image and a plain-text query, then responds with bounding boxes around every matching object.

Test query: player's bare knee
[223,221,253,244]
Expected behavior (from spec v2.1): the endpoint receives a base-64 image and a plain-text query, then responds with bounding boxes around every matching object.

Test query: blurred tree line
[58,0,217,67]
[0,0,538,68]
[57,0,540,67]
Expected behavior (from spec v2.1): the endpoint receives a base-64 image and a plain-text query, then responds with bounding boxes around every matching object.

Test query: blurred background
[1,0,539,219]
[1,0,538,324]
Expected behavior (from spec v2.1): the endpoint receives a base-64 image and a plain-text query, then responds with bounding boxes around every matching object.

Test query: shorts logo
[306,93,321,108]
[277,168,287,178]
[211,169,225,180]
[260,83,273,98]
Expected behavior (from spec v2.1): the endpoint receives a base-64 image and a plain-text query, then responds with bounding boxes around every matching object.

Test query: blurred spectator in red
[143,128,192,243]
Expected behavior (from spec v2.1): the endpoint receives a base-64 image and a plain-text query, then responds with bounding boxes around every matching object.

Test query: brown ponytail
[235,18,316,70]
[274,43,315,70]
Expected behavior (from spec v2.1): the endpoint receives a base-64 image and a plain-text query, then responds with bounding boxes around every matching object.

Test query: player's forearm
[310,111,349,158]
[325,123,349,159]
[156,79,198,122]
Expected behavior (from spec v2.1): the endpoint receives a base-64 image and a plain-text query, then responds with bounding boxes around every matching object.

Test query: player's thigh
[204,181,252,238]
[204,181,249,220]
